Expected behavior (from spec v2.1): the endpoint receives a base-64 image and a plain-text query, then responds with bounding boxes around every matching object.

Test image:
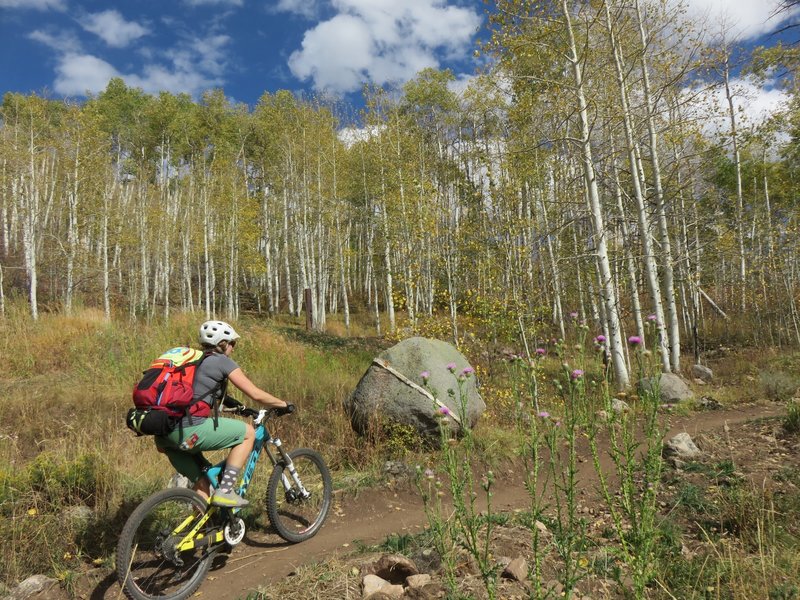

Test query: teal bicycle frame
[205,409,310,509]
[173,408,302,553]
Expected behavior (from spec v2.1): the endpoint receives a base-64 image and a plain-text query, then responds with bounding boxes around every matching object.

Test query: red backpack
[126,347,213,435]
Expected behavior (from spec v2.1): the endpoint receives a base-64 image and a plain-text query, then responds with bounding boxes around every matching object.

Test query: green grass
[785,400,800,434]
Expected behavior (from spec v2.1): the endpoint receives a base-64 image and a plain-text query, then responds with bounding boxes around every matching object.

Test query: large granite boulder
[638,372,694,403]
[345,337,485,443]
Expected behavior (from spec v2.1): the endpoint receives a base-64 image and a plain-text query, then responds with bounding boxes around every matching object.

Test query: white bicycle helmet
[199,320,241,346]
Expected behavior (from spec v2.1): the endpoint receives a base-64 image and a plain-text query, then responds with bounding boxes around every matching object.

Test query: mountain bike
[116,405,332,600]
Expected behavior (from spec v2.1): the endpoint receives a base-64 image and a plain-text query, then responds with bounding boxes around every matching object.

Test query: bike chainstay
[173,505,227,553]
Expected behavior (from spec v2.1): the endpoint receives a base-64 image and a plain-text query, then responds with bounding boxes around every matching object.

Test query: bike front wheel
[266,448,332,543]
[116,488,217,600]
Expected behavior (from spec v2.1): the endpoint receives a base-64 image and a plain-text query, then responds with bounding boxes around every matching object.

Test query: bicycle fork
[273,438,311,500]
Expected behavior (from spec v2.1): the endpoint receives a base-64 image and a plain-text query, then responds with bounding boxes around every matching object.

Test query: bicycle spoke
[118,489,218,600]
[267,448,331,543]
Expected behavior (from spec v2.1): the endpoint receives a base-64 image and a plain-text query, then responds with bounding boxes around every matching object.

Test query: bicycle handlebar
[220,403,296,422]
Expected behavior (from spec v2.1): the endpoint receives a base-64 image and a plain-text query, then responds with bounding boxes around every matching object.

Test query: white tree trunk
[634,0,681,371]
[603,0,669,371]
[723,55,747,312]
[563,0,629,387]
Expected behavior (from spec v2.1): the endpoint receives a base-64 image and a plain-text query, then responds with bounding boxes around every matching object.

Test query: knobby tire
[266,448,332,543]
[116,488,216,600]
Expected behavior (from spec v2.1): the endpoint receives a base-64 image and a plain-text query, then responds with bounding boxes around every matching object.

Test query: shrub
[760,371,800,402]
[784,400,800,435]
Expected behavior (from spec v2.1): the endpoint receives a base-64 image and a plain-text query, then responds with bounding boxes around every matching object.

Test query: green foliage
[683,459,739,484]
[0,450,119,584]
[760,370,800,402]
[676,483,711,513]
[785,400,800,434]
[26,452,105,508]
[381,421,424,459]
[770,583,800,600]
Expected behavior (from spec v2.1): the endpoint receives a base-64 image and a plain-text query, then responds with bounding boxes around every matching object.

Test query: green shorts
[155,417,247,483]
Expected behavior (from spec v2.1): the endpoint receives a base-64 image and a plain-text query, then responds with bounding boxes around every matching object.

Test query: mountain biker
[155,320,292,508]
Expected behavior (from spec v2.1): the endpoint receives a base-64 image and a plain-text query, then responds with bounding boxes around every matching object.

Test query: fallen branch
[698,287,729,320]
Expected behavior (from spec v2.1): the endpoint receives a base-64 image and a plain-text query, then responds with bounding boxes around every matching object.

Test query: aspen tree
[561,0,629,387]
[603,0,669,372]
[633,0,682,371]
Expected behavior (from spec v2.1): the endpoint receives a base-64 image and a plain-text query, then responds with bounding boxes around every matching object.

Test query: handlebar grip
[277,403,295,416]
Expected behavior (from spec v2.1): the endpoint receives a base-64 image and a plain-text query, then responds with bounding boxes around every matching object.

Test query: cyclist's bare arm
[228,368,288,409]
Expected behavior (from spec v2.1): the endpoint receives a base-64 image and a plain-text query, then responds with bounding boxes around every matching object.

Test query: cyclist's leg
[158,418,253,506]
[224,421,255,469]
[201,419,254,506]
[155,419,247,484]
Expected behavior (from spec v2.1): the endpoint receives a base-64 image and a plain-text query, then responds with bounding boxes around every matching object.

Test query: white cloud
[447,72,476,97]
[683,76,790,137]
[30,27,231,97]
[288,0,482,94]
[28,29,81,53]
[54,54,121,95]
[80,10,149,48]
[0,0,65,10]
[677,0,798,40]
[274,0,320,19]
[338,124,384,147]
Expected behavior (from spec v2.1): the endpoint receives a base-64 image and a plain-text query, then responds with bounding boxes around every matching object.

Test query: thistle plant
[514,324,595,598]
[508,352,547,596]
[588,318,666,597]
[414,464,459,593]
[415,365,498,599]
[544,359,590,596]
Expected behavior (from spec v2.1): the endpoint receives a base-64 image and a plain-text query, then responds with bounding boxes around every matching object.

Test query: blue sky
[0,0,486,106]
[0,0,797,109]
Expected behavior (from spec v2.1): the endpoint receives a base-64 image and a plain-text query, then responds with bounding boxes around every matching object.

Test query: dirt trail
[93,402,783,600]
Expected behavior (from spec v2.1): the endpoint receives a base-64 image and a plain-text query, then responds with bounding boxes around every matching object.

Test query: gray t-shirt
[182,352,239,427]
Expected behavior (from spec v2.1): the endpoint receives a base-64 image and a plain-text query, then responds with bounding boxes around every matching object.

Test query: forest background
[3,0,800,595]
[1,0,799,385]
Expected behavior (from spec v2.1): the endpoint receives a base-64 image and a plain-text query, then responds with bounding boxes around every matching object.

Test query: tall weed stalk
[513,328,593,598]
[416,366,497,599]
[588,326,665,597]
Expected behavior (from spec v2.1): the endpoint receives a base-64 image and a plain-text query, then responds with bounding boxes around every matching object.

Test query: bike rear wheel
[116,488,217,600]
[266,448,332,543]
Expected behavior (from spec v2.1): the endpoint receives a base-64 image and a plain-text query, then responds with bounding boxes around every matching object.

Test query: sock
[217,465,241,494]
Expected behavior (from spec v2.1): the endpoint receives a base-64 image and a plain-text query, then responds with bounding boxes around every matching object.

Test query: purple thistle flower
[439,406,451,416]
[537,411,550,419]
[535,348,546,356]
[462,366,475,376]
[571,369,584,380]
[628,336,642,346]
[420,371,430,381]
[646,314,657,322]
[446,363,457,372]
[595,335,606,343]
[569,311,578,319]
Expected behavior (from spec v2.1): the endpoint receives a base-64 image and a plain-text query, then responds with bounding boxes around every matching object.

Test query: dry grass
[2,306,800,597]
[0,307,384,585]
